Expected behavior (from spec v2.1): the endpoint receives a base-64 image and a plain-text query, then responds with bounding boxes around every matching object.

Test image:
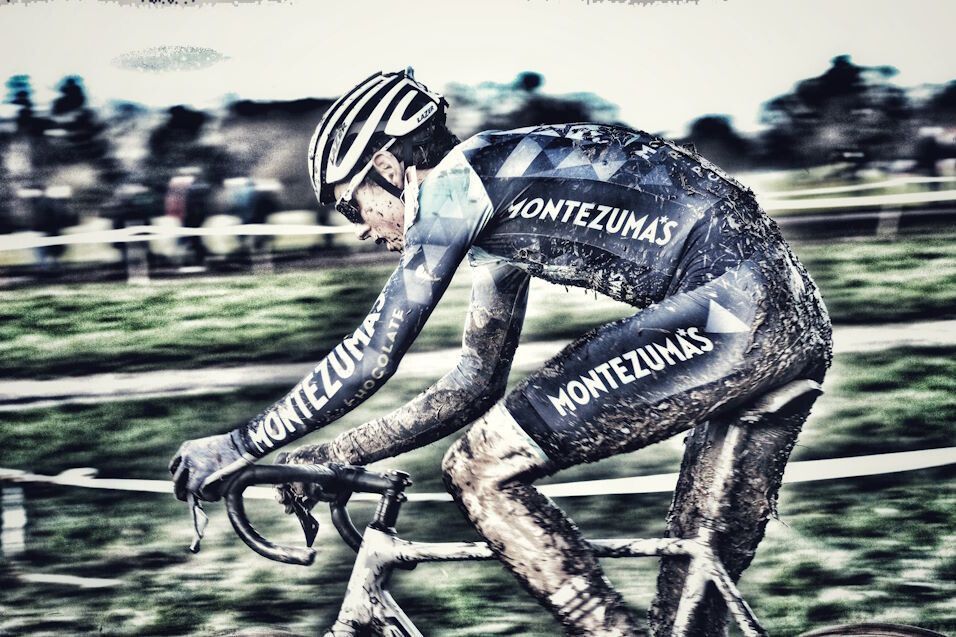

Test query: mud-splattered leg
[442,403,644,637]
[444,256,830,636]
[648,370,825,636]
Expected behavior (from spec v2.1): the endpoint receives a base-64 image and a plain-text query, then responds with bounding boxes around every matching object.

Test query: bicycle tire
[799,623,948,637]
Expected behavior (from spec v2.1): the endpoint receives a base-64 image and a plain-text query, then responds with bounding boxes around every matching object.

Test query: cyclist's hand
[169,432,251,502]
[275,443,336,513]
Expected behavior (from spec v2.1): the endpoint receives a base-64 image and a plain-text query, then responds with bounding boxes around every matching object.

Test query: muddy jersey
[234,123,800,460]
[460,123,780,304]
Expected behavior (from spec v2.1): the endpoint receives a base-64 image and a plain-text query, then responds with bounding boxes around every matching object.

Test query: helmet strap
[367,167,405,201]
[365,132,423,202]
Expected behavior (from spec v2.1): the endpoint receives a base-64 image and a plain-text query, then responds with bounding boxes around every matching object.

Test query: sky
[0,0,954,136]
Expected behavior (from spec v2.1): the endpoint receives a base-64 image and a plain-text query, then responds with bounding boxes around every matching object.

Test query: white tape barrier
[0,447,953,503]
[763,189,956,212]
[17,573,124,589]
[760,175,956,198]
[1,486,26,556]
[4,186,956,254]
[0,223,353,252]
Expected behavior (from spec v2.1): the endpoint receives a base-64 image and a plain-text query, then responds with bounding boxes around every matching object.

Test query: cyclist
[170,69,832,636]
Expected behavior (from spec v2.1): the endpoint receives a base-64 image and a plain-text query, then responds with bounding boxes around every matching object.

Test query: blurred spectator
[222,176,256,223]
[104,182,160,261]
[220,176,283,252]
[914,133,942,178]
[221,176,282,224]
[164,167,210,264]
[914,126,956,189]
[111,182,158,228]
[22,184,76,267]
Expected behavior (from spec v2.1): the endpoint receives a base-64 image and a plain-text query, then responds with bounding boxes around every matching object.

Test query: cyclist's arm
[232,149,495,460]
[321,261,530,465]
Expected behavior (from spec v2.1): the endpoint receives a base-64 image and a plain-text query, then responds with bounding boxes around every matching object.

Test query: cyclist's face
[334,154,406,252]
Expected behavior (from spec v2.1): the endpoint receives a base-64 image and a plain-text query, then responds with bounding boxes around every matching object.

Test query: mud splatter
[442,404,642,635]
[289,263,530,467]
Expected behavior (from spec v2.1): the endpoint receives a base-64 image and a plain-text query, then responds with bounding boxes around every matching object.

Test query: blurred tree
[680,115,752,171]
[920,80,956,126]
[228,97,331,118]
[221,96,334,212]
[52,76,87,115]
[148,105,208,155]
[5,75,40,136]
[38,76,117,176]
[446,72,618,137]
[10,76,126,217]
[515,71,543,92]
[5,75,32,107]
[757,54,913,171]
[143,104,232,211]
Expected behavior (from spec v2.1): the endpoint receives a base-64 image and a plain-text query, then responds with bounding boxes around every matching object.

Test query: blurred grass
[2,234,956,380]
[1,346,954,635]
[745,166,955,200]
[793,235,956,324]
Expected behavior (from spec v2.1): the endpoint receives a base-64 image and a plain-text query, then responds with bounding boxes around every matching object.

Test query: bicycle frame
[225,464,768,637]
[224,380,826,637]
[323,524,765,637]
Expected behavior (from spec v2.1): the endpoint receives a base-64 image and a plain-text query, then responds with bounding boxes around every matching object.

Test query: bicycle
[187,379,946,637]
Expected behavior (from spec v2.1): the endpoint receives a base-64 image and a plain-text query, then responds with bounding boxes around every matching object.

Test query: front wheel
[799,623,947,637]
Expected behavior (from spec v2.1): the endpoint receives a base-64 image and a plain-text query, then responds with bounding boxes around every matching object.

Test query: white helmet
[308,68,446,206]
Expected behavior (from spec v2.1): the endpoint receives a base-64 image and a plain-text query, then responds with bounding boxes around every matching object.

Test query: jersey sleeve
[234,149,496,458]
[322,260,530,465]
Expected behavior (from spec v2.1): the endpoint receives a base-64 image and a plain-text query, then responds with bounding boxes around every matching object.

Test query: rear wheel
[799,623,947,637]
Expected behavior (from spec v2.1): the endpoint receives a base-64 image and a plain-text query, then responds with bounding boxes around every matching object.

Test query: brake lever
[290,498,320,548]
[188,493,209,553]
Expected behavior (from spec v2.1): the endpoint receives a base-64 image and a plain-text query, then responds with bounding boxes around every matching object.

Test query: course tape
[759,175,956,198]
[1,447,953,503]
[763,189,956,212]
[3,187,956,253]
[0,223,353,252]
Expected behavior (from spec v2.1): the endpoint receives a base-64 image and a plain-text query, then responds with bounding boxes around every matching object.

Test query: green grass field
[1,346,954,636]
[2,234,956,380]
[1,232,954,635]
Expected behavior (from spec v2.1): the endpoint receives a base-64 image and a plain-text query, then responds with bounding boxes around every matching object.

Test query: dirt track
[2,319,955,411]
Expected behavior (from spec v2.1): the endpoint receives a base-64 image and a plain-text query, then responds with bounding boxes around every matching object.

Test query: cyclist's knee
[442,402,551,496]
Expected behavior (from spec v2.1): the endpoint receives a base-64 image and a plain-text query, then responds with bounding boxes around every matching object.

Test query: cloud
[112,46,229,73]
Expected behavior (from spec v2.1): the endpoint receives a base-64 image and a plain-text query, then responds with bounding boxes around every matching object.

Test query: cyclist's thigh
[505,257,827,468]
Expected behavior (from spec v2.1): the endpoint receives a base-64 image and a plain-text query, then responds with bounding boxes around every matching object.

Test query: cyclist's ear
[371,150,403,189]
